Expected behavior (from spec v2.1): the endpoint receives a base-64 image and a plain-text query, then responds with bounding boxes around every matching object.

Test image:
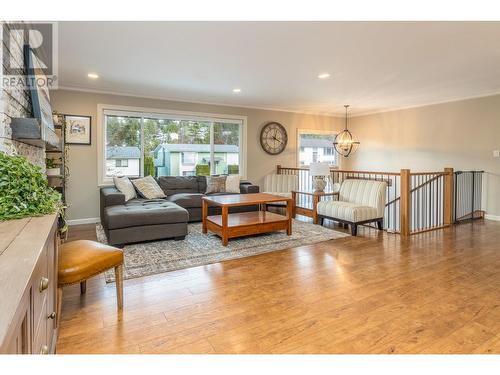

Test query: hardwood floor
[57,219,500,354]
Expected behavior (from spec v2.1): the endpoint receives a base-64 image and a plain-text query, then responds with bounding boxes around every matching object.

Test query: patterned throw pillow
[131,175,166,199]
[205,176,227,194]
[225,175,240,193]
[113,176,137,202]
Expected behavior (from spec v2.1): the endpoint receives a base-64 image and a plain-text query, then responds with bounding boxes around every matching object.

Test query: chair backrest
[264,174,299,193]
[339,179,387,217]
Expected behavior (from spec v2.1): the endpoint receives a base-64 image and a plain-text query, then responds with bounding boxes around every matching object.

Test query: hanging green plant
[0,152,62,221]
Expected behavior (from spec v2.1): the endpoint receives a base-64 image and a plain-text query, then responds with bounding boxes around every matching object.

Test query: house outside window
[105,145,141,177]
[98,105,246,185]
[297,130,338,167]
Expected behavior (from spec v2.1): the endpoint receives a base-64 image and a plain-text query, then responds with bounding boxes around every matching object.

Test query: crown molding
[57,85,500,120]
[349,90,500,118]
[57,85,344,118]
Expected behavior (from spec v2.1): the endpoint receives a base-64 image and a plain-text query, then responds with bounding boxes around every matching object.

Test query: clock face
[260,122,288,155]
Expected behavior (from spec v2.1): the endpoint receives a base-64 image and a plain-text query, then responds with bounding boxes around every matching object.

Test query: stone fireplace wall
[1,22,46,169]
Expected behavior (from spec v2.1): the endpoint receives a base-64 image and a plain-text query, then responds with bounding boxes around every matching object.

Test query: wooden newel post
[277,164,282,174]
[400,169,411,237]
[443,167,454,225]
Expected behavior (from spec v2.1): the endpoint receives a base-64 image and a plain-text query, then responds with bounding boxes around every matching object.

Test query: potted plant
[1,153,65,235]
[46,157,61,176]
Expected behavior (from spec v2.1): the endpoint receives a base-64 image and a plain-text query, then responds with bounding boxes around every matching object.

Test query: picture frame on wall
[65,115,92,145]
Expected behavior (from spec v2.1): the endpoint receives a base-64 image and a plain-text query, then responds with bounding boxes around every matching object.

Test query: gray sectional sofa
[100,176,259,245]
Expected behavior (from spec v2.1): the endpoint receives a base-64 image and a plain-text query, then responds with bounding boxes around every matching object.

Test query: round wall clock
[260,122,288,155]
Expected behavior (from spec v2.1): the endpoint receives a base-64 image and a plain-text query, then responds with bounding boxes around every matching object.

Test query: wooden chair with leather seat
[58,240,124,309]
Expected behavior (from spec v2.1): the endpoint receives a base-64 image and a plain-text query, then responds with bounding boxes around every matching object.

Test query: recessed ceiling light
[317,73,330,79]
[87,73,99,79]
[232,88,241,93]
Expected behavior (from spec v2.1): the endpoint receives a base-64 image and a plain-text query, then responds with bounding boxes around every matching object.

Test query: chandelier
[333,104,360,157]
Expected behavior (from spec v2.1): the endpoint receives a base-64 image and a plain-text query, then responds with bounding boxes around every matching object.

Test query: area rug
[96,220,349,282]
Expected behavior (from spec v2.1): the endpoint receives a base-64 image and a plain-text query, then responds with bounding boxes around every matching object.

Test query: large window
[297,130,338,167]
[100,106,245,184]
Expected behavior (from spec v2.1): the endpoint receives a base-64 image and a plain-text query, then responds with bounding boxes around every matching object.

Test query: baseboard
[484,214,500,221]
[67,217,101,226]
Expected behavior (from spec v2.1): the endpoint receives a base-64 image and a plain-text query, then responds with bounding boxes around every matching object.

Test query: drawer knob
[40,345,49,355]
[48,311,56,320]
[39,277,49,292]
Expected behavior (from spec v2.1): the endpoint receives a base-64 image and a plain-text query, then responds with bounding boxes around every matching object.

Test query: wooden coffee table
[202,193,293,246]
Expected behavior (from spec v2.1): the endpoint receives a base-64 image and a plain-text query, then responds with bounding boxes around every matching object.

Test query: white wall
[345,94,500,216]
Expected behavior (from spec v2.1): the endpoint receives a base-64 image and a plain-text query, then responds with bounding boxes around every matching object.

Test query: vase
[312,176,327,192]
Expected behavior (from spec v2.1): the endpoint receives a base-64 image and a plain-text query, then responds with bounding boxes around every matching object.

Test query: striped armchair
[263,174,299,205]
[316,179,387,236]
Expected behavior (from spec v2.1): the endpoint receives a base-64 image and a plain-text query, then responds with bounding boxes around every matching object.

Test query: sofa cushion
[113,176,136,202]
[225,175,241,193]
[167,193,204,208]
[157,176,200,196]
[105,199,188,229]
[132,175,166,199]
[205,176,227,194]
[317,201,379,223]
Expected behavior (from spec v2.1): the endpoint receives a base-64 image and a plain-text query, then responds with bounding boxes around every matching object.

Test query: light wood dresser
[0,214,59,354]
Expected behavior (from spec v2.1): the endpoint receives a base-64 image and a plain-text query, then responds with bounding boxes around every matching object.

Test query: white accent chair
[263,174,299,205]
[316,179,387,236]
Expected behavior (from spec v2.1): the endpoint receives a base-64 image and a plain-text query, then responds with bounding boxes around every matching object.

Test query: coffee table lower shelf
[204,211,291,246]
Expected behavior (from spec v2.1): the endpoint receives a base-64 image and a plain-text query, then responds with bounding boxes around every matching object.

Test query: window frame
[97,104,247,186]
[296,129,339,168]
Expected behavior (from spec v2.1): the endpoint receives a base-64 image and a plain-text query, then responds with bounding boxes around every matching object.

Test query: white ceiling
[58,21,500,116]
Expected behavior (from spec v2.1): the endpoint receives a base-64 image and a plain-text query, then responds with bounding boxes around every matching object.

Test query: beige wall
[345,94,500,216]
[51,89,343,221]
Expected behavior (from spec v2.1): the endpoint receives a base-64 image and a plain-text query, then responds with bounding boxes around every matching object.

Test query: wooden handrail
[334,170,401,176]
[410,171,450,176]
[345,175,393,186]
[277,165,401,176]
[400,169,411,237]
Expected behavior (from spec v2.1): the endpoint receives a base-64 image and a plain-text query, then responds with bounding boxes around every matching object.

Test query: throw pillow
[113,176,136,202]
[225,175,240,193]
[132,175,166,199]
[205,176,227,194]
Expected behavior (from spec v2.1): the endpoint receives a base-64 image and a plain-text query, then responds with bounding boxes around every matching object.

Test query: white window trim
[296,129,340,168]
[97,103,247,186]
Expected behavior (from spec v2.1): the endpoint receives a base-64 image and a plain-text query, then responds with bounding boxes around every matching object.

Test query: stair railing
[276,165,464,236]
[453,171,485,222]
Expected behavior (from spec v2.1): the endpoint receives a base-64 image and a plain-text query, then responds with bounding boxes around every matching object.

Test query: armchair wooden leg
[80,280,86,294]
[351,224,358,236]
[115,264,124,309]
[318,217,324,226]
